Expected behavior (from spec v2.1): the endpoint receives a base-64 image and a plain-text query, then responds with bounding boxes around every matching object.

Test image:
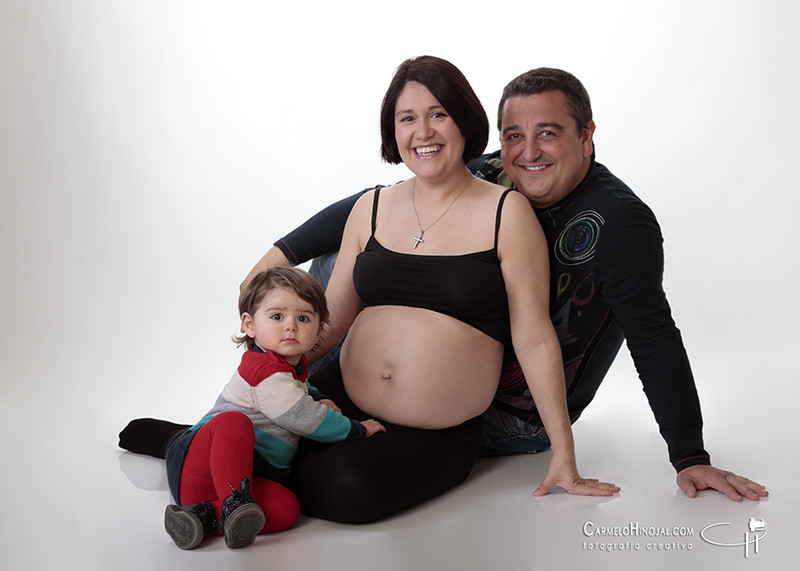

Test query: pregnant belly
[340,305,504,429]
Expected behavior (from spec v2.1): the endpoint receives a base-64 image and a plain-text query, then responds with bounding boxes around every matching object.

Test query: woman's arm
[498,190,618,497]
[306,191,374,363]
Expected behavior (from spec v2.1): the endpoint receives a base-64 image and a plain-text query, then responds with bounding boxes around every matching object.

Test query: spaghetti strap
[370,188,381,236]
[494,189,514,250]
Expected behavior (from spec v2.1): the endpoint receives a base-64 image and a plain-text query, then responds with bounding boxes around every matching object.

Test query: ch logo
[700,518,767,558]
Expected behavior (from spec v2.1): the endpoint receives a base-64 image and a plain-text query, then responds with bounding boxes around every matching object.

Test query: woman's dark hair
[379,55,489,165]
[233,266,329,351]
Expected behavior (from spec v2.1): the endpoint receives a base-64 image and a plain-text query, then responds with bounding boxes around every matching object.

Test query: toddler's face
[242,287,320,365]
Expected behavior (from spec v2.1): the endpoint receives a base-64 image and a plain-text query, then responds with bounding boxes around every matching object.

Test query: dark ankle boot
[220,478,265,549]
[164,500,218,550]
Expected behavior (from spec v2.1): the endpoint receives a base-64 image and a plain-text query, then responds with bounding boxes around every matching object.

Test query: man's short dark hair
[497,68,593,132]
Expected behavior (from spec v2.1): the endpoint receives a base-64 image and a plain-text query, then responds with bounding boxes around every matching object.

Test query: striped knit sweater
[194,347,365,469]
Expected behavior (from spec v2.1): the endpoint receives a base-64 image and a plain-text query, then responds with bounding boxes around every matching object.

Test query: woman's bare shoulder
[471,176,507,194]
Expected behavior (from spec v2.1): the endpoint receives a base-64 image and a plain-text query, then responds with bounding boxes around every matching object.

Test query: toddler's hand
[318,399,341,413]
[361,419,386,438]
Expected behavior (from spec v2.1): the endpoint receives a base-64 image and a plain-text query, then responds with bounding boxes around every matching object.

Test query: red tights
[179,411,299,533]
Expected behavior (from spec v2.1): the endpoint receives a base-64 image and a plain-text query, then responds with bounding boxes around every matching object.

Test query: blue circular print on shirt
[555,211,604,266]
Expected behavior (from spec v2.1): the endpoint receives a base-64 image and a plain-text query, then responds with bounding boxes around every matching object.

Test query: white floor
[2,346,795,571]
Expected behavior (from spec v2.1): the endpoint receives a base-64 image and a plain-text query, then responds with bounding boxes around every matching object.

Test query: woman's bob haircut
[379,56,489,165]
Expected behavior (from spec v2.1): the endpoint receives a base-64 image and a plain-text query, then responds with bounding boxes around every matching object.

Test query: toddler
[164,267,384,549]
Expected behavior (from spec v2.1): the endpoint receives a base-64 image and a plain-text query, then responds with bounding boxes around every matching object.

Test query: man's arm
[240,246,292,293]
[596,200,766,500]
[595,201,707,471]
[274,190,369,265]
[240,190,368,292]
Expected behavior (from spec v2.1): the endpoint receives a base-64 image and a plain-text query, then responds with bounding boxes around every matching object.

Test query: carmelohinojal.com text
[582,521,694,552]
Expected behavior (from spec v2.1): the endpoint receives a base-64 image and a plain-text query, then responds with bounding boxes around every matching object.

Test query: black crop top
[352,187,513,346]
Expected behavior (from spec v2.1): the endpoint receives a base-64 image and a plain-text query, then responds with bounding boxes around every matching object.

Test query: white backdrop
[2,1,799,569]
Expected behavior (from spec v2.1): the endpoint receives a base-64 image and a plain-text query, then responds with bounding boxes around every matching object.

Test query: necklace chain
[411,175,471,249]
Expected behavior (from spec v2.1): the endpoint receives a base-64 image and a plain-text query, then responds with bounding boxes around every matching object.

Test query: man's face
[500,91,595,209]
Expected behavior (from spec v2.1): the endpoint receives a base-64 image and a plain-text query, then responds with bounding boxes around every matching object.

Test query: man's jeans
[479,405,551,456]
[308,252,342,375]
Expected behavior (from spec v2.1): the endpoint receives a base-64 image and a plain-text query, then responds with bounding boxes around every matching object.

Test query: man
[241,68,766,502]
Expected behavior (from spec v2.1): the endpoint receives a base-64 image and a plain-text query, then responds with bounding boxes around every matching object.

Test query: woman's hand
[534,455,620,497]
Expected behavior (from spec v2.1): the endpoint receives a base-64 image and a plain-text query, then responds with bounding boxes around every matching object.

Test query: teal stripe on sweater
[253,428,298,469]
[307,408,354,442]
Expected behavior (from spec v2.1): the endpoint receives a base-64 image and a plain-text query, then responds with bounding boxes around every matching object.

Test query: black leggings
[117,358,482,524]
[288,358,482,524]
